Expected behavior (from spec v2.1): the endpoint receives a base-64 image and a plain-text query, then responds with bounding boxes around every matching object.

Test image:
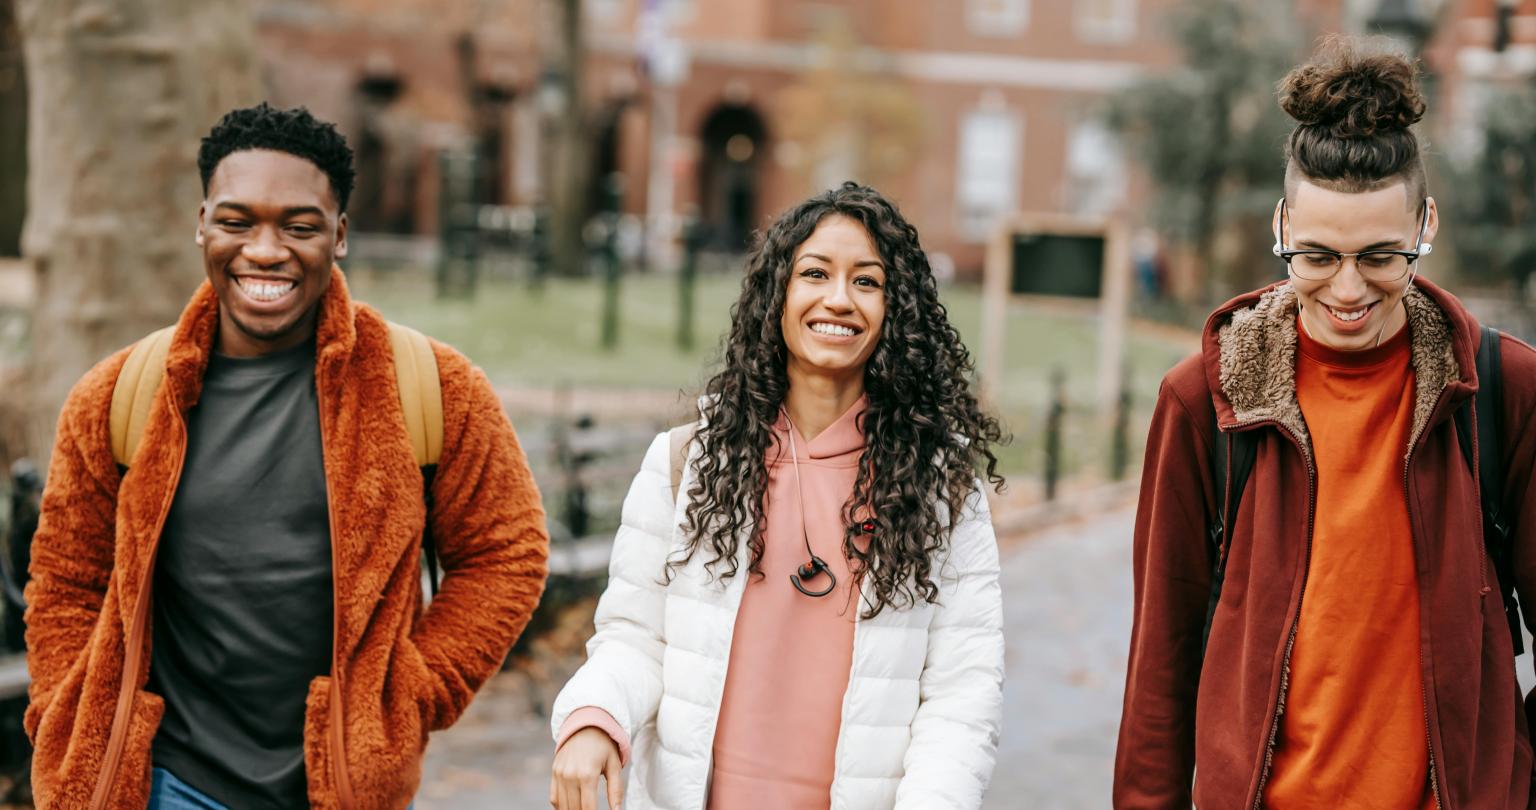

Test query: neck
[783,362,864,442]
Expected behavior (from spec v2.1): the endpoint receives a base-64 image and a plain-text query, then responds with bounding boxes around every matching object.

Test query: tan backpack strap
[386,321,443,467]
[109,326,176,467]
[668,422,697,503]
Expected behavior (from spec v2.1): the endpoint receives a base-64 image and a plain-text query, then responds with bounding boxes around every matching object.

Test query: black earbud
[790,554,836,597]
[853,519,877,535]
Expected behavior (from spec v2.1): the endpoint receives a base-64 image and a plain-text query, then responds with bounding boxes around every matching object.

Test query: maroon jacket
[1115,279,1536,809]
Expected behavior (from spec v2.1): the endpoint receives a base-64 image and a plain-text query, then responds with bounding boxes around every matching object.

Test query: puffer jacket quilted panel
[553,432,1004,809]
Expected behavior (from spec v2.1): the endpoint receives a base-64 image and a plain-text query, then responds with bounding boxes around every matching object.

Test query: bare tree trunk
[550,0,589,276]
[0,0,25,258]
[16,0,259,456]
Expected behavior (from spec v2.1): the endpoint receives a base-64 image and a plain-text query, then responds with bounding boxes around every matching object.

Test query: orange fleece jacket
[23,268,549,809]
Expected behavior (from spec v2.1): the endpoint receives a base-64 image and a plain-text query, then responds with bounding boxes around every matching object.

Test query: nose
[822,279,855,313]
[1329,257,1370,302]
[241,226,290,267]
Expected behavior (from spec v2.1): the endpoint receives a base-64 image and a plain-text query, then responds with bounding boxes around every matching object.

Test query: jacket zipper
[1226,419,1315,810]
[89,416,189,810]
[1241,386,1454,809]
[697,569,748,810]
[826,587,867,810]
[316,367,357,810]
[1405,389,1453,810]
[667,461,738,810]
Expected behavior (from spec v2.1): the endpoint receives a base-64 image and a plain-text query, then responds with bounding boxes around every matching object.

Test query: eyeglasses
[1273,199,1430,283]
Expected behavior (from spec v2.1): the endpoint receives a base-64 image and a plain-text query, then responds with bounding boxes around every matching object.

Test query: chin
[233,314,303,342]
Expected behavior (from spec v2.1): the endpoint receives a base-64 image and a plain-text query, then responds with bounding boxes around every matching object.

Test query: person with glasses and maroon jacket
[1116,38,1536,809]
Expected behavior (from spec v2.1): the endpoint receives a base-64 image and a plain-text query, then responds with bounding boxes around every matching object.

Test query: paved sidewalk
[984,506,1134,809]
[417,503,1140,809]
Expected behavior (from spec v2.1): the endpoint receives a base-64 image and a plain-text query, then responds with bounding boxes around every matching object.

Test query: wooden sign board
[979,213,1131,411]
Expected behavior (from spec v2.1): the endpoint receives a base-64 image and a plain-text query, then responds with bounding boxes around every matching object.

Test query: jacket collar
[1201,277,1478,464]
[162,264,356,410]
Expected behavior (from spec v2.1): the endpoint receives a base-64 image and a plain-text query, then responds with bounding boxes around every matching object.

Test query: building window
[957,105,1022,240]
[966,0,1029,38]
[1064,119,1126,216]
[1450,78,1494,163]
[1076,0,1137,43]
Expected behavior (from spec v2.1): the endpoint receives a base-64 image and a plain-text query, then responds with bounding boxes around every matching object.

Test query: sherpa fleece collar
[160,264,355,411]
[1203,279,1477,465]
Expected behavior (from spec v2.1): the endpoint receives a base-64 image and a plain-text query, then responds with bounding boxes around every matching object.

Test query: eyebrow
[213,202,328,219]
[794,252,886,269]
[1295,238,1407,252]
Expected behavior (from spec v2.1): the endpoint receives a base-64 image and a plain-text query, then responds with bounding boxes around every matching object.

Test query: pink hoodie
[558,396,869,809]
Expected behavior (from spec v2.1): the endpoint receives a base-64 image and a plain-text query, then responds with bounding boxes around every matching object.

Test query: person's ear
[195,202,207,247]
[334,212,349,260]
[1271,198,1286,256]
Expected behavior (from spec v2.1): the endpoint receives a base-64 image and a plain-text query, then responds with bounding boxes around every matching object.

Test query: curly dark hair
[198,102,356,211]
[1279,36,1427,205]
[677,182,1006,619]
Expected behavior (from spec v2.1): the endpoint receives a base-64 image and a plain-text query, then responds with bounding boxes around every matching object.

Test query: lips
[1321,301,1376,332]
[232,275,299,307]
[808,318,862,338]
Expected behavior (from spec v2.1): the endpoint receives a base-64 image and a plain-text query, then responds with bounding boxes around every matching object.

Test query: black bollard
[598,173,624,351]
[1044,369,1065,502]
[1111,366,1132,482]
[562,414,595,539]
[678,213,702,351]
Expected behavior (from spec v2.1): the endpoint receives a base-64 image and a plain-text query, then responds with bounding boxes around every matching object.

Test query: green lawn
[347,267,1195,485]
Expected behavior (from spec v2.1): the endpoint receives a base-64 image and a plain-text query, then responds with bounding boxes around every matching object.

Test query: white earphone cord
[781,410,823,568]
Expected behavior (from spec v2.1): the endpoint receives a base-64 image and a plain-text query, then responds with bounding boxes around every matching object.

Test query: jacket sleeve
[408,345,550,732]
[1113,372,1215,808]
[549,432,671,750]
[22,351,128,740]
[893,481,1005,809]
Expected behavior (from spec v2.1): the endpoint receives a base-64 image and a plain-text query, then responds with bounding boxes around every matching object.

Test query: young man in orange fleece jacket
[22,103,550,810]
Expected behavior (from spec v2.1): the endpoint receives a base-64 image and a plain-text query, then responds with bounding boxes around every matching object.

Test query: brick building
[253,0,1203,276]
[1425,0,1536,159]
[22,0,1478,278]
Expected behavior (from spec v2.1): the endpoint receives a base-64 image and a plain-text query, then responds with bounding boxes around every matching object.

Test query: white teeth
[1329,305,1369,322]
[811,323,856,337]
[237,278,296,302]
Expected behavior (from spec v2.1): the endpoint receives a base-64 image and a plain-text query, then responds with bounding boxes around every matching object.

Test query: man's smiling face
[196,148,348,357]
[1280,180,1435,352]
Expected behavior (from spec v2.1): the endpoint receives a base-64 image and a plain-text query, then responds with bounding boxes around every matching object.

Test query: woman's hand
[550,726,624,810]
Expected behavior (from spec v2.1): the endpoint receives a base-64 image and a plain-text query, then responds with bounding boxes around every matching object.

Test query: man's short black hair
[198,102,356,212]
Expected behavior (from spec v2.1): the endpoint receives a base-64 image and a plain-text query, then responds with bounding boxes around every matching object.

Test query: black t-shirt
[147,340,333,809]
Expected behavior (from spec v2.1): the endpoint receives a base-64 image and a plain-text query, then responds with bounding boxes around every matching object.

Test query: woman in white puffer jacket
[549,183,1007,810]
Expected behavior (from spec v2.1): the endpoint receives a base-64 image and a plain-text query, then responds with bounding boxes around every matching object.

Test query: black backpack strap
[1456,326,1518,653]
[423,464,440,598]
[1474,327,1519,654]
[1204,406,1257,653]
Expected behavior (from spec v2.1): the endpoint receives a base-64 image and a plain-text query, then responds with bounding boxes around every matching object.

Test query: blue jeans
[148,769,227,810]
[147,766,416,809]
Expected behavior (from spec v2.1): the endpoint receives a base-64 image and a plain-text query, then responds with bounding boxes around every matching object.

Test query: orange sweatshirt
[1265,319,1433,809]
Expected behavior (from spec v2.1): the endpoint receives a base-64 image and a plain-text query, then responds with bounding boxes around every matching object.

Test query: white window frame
[956,101,1023,242]
[965,0,1030,39]
[1076,0,1138,44]
[1063,118,1127,216]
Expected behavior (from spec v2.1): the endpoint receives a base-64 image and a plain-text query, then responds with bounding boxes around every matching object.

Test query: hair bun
[1279,39,1425,140]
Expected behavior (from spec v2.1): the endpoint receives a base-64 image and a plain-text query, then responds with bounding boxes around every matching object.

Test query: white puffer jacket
[551,431,1005,810]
